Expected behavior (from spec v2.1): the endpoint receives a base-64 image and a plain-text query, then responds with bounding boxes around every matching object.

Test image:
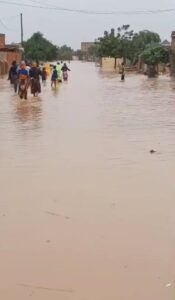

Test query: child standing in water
[41,67,47,85]
[51,66,58,88]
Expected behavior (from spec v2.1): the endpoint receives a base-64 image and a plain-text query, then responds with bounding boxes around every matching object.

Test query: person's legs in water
[51,79,56,88]
[121,74,125,81]
[13,75,18,93]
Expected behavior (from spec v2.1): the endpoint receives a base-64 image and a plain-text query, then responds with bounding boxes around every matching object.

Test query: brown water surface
[0,62,175,300]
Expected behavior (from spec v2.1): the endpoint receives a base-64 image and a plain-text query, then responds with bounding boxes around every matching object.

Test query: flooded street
[0,62,175,300]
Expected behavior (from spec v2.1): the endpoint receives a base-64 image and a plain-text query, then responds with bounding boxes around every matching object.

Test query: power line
[0,0,175,15]
[0,14,19,20]
[0,18,11,30]
[27,0,175,15]
[0,14,19,31]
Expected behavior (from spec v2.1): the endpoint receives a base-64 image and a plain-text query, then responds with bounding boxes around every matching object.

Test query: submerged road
[0,62,175,300]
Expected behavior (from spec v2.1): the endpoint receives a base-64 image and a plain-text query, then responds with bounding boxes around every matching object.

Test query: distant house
[0,33,23,76]
[81,42,95,61]
[161,39,171,48]
[81,42,94,53]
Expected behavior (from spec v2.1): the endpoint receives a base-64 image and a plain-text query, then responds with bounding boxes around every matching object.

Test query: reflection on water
[15,99,42,123]
[0,63,175,300]
[51,84,61,97]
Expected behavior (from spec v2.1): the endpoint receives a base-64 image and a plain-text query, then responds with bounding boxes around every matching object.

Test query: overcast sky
[0,0,175,49]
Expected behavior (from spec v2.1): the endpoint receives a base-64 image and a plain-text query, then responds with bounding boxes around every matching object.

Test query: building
[170,32,175,77]
[101,57,122,71]
[0,33,23,76]
[161,39,171,48]
[81,42,94,53]
[81,42,95,61]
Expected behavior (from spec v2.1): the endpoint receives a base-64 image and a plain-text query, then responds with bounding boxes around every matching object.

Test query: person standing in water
[51,66,58,88]
[61,63,70,81]
[8,60,19,93]
[29,62,42,96]
[56,62,62,82]
[18,61,29,99]
[41,67,47,85]
[121,62,125,81]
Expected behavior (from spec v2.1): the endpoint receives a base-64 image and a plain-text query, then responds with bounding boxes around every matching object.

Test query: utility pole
[20,13,23,46]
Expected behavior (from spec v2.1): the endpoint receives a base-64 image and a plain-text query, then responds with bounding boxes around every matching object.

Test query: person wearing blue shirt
[18,62,29,99]
[51,66,58,88]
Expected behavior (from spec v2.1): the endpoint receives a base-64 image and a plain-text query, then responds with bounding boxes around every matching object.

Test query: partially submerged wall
[101,57,123,72]
[171,31,175,77]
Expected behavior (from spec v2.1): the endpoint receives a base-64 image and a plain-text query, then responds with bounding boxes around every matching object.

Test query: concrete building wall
[0,52,7,76]
[102,57,115,70]
[171,31,175,77]
[6,51,22,67]
[102,57,123,71]
[0,33,22,75]
[0,52,6,61]
[0,51,22,76]
[81,42,94,53]
[0,61,8,76]
[0,34,5,49]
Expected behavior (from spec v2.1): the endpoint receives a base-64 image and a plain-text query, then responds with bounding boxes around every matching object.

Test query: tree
[58,45,74,61]
[73,49,83,60]
[97,28,117,58]
[96,25,134,61]
[95,27,162,66]
[87,44,100,60]
[116,25,134,61]
[140,44,169,77]
[24,32,59,61]
[131,30,161,64]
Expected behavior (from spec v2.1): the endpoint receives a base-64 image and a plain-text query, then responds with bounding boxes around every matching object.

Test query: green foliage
[74,49,84,60]
[140,44,170,65]
[24,32,58,61]
[24,32,74,62]
[58,45,74,60]
[131,30,161,64]
[132,30,160,50]
[88,44,99,56]
[96,26,133,59]
[95,26,163,65]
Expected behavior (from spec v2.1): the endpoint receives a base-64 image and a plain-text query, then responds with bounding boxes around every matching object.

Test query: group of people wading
[8,60,70,100]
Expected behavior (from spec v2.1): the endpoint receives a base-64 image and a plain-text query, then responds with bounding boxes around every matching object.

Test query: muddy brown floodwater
[0,62,175,300]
